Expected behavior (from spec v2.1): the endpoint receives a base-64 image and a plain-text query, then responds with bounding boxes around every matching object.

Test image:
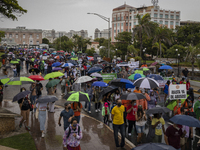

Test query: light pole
[143,48,146,64]
[176,49,178,64]
[87,13,110,58]
[178,53,180,77]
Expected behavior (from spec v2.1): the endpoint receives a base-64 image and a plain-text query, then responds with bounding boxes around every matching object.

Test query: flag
[71,50,75,57]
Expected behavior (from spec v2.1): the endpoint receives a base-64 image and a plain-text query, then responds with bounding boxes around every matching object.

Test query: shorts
[136,125,145,133]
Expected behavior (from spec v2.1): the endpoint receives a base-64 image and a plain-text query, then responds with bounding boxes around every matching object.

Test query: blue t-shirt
[60,109,74,130]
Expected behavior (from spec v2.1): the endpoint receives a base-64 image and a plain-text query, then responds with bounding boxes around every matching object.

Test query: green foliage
[197,59,200,70]
[0,31,5,42]
[134,56,142,61]
[0,0,27,20]
[165,45,186,59]
[127,45,139,57]
[94,38,106,46]
[42,38,49,44]
[85,48,95,56]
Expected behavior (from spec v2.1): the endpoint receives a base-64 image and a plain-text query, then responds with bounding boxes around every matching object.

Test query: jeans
[95,102,100,110]
[39,110,46,131]
[128,120,137,134]
[136,125,145,133]
[113,123,125,147]
[104,115,108,124]
[85,96,91,111]
[75,115,80,123]
[31,95,37,112]
[14,71,17,77]
[44,69,47,75]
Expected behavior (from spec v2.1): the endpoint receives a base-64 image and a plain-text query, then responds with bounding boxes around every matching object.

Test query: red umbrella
[28,75,44,81]
[57,50,64,53]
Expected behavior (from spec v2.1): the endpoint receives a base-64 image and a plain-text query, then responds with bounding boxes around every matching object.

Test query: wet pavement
[1,100,133,150]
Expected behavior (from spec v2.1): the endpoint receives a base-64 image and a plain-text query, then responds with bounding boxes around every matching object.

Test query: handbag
[28,100,33,111]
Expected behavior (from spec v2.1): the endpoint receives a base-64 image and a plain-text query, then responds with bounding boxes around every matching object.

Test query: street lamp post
[178,53,180,77]
[143,48,146,64]
[87,13,110,58]
[176,49,178,64]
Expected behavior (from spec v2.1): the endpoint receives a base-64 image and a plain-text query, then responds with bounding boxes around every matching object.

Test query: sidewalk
[1,100,133,150]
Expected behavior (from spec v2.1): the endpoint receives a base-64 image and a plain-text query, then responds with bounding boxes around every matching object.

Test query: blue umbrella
[52,62,61,67]
[159,65,172,70]
[52,53,56,55]
[131,143,176,150]
[92,81,108,87]
[62,63,74,67]
[147,74,164,80]
[109,78,135,88]
[170,115,200,127]
[88,67,102,74]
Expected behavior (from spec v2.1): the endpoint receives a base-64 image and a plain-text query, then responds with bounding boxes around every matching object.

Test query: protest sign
[128,61,139,68]
[101,73,117,83]
[169,84,187,100]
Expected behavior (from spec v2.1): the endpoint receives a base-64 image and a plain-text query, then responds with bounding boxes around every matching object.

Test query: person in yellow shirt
[151,113,165,143]
[111,98,125,149]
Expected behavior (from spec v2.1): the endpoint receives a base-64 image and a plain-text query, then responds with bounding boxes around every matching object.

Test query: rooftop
[113,3,135,11]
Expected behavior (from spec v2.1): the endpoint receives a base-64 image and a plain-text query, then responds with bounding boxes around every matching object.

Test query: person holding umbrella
[84,83,93,114]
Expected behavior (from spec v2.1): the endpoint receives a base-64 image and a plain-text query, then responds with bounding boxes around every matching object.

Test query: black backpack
[67,126,80,138]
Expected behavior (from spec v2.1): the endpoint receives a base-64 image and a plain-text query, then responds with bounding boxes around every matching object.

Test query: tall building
[0,26,42,47]
[94,28,112,39]
[112,3,181,42]
[66,30,88,38]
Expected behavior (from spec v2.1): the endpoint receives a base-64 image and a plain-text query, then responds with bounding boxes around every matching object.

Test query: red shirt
[126,104,137,121]
[186,82,190,90]
[34,64,38,68]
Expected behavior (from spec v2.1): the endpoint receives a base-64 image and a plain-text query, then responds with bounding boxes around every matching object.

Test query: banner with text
[169,84,187,100]
[128,61,139,68]
[101,73,117,83]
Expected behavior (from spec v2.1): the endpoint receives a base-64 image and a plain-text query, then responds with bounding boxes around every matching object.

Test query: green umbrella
[46,79,60,88]
[135,68,150,75]
[44,72,64,80]
[31,58,35,62]
[71,57,78,60]
[17,59,20,61]
[166,96,188,110]
[0,77,10,85]
[128,73,145,80]
[7,77,34,85]
[63,91,90,102]
[10,60,19,64]
[77,51,82,54]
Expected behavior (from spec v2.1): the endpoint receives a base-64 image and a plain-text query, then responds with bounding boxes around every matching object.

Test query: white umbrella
[74,76,93,84]
[62,63,74,68]
[133,77,159,89]
[90,73,102,78]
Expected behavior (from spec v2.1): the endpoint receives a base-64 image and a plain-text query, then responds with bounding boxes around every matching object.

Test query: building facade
[112,4,181,42]
[0,27,42,47]
[42,29,56,43]
[94,28,112,39]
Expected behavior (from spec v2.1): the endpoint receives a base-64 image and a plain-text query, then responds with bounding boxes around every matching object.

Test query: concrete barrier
[190,80,200,88]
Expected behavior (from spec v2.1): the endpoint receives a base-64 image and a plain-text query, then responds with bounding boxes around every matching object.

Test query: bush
[134,56,142,61]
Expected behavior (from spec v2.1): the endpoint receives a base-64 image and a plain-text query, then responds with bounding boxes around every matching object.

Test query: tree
[0,0,27,20]
[165,45,186,59]
[153,26,173,58]
[133,14,157,57]
[152,42,167,58]
[42,38,49,44]
[0,31,5,42]
[85,48,95,56]
[94,38,106,46]
[185,45,200,79]
[127,45,139,57]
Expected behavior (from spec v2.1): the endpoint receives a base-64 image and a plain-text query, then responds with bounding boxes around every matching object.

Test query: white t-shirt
[36,102,48,111]
[115,94,120,100]
[44,63,48,69]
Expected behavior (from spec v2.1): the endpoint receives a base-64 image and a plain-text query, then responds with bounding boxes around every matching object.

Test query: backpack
[67,125,80,138]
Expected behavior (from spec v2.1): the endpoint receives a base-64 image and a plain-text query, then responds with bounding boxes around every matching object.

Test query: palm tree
[152,42,167,58]
[153,26,173,58]
[127,45,139,57]
[186,45,200,79]
[133,14,157,57]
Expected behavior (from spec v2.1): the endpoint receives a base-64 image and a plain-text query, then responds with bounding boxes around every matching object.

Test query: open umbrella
[29,68,40,74]
[93,64,103,68]
[67,60,77,65]
[63,91,90,102]
[150,62,158,66]
[8,77,34,85]
[135,68,150,75]
[0,77,10,84]
[146,107,171,115]
[36,95,58,103]
[46,79,60,88]
[121,93,146,100]
[147,74,164,81]
[128,73,145,80]
[13,91,31,102]
[131,143,176,150]
[170,115,200,127]
[74,76,93,84]
[117,62,129,67]
[44,72,64,80]
[28,75,44,81]
[52,62,61,67]
[52,67,62,72]
[10,60,19,64]
[109,78,135,88]
[88,67,102,74]
[62,63,74,68]
[159,65,173,70]
[99,86,118,100]
[71,57,78,60]
[166,99,186,110]
[90,72,102,78]
[133,77,159,89]
[92,81,108,87]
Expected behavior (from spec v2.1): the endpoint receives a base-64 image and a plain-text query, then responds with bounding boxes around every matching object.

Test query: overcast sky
[1,0,200,37]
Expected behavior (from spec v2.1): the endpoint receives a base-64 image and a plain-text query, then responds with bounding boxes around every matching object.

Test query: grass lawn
[146,60,154,63]
[0,132,36,150]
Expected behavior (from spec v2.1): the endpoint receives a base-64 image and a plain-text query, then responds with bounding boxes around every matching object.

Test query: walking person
[0,81,3,107]
[36,80,43,98]
[71,102,83,123]
[58,102,74,131]
[29,82,37,112]
[94,86,101,112]
[127,100,138,136]
[16,63,20,77]
[84,83,93,114]
[63,117,82,150]
[164,80,170,103]
[36,99,48,137]
[61,76,66,96]
[102,102,110,125]
[13,66,17,77]
[111,98,125,149]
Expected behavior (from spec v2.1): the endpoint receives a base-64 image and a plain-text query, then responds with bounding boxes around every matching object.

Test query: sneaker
[42,132,45,138]
[95,110,98,112]
[128,133,131,136]
[88,111,91,114]
[84,108,87,111]
[98,109,101,112]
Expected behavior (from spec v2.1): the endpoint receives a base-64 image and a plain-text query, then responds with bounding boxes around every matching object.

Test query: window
[121,29,123,32]
[176,15,179,19]
[23,41,25,45]
[117,17,120,20]
[118,23,120,27]
[134,22,136,25]
[23,34,25,38]
[170,15,174,19]
[165,21,168,25]
[134,15,137,19]
[16,34,18,38]
[121,23,123,26]
[129,23,131,26]
[170,21,174,25]
[129,29,131,32]
[154,20,157,23]
[126,23,128,26]
[30,34,32,38]
[117,30,119,33]
[9,34,12,38]
[154,13,158,18]
[114,30,116,33]
[130,16,132,20]
[114,24,116,27]
[126,29,128,32]
[114,17,116,21]
[160,20,163,24]
[126,16,128,19]
[121,17,123,20]
[37,34,39,39]
[165,14,168,19]
[36,41,39,45]
[30,41,33,45]
[176,22,179,26]
[160,14,163,18]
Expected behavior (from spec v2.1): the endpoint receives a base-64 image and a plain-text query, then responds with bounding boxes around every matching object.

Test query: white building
[94,28,112,39]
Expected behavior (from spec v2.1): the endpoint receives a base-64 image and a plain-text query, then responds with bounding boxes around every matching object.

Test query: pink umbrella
[151,62,158,66]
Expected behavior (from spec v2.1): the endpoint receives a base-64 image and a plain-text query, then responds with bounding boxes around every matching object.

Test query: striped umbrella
[63,91,90,102]
[133,77,159,89]
[8,77,34,85]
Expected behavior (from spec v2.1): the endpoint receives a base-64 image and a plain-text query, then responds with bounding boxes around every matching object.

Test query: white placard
[128,61,139,68]
[169,84,187,100]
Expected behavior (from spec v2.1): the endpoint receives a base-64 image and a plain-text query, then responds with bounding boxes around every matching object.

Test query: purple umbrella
[151,62,158,66]
[19,53,23,54]
[52,67,62,72]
